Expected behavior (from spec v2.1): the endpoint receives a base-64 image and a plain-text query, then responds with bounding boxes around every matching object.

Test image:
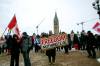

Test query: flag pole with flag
[3,15,20,37]
[92,22,100,33]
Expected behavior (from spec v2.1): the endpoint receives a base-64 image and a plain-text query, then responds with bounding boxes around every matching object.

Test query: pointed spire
[54,12,59,34]
[55,12,57,17]
[54,12,59,25]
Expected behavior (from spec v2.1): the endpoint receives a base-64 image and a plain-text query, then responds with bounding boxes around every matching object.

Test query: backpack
[21,36,32,52]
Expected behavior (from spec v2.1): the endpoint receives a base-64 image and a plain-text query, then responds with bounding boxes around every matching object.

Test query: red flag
[7,15,20,36]
[93,22,100,33]
[8,15,17,29]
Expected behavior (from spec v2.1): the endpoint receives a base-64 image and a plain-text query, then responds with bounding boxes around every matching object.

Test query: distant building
[54,12,59,35]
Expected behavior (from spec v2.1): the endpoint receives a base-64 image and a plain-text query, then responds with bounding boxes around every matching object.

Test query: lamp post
[92,0,100,19]
[77,22,85,31]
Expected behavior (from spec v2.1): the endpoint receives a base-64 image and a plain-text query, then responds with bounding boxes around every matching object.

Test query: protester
[46,48,56,64]
[20,32,32,66]
[68,30,79,50]
[97,35,100,51]
[0,38,3,54]
[61,32,69,54]
[5,35,12,55]
[69,30,74,50]
[95,34,100,51]
[34,35,40,53]
[45,32,56,64]
[10,34,20,66]
[86,31,96,58]
[31,33,36,49]
[0,46,1,54]
[80,30,87,50]
[77,31,81,50]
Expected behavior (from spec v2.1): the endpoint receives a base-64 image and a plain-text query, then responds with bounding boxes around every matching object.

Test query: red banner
[40,33,68,50]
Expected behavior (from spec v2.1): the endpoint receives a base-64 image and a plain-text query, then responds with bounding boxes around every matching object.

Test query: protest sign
[40,33,68,50]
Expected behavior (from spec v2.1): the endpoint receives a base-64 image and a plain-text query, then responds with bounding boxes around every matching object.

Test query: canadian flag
[7,15,20,36]
[93,22,100,33]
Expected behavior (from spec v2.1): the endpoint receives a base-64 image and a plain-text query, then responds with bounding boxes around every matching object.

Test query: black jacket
[46,48,56,56]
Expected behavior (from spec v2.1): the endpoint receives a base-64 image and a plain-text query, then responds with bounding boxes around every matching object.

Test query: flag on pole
[93,22,100,33]
[7,15,20,36]
[8,15,17,29]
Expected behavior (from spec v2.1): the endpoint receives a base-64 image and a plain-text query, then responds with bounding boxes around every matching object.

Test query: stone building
[54,12,59,35]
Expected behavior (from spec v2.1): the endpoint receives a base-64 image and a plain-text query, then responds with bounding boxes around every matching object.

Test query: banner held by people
[40,33,68,50]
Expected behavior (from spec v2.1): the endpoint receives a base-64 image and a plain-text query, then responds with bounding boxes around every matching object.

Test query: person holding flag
[5,15,21,66]
[10,34,21,66]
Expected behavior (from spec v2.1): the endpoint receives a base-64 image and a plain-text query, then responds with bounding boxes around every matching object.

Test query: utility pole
[77,22,85,31]
[92,0,100,19]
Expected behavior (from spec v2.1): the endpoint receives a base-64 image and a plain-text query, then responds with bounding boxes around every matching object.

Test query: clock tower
[54,12,59,34]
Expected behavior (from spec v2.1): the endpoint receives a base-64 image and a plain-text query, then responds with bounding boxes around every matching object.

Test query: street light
[77,22,85,31]
[92,0,100,19]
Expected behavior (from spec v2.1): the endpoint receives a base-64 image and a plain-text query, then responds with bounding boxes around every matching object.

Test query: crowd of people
[0,32,33,66]
[0,30,100,66]
[68,30,100,58]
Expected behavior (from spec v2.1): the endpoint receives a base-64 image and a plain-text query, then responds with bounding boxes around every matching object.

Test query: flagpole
[1,27,7,37]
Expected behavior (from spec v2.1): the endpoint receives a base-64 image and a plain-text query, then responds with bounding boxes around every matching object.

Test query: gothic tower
[54,12,59,34]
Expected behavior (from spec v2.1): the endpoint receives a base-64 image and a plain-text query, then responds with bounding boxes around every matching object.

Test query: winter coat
[11,35,20,54]
[87,33,96,49]
[21,35,32,53]
[46,48,56,56]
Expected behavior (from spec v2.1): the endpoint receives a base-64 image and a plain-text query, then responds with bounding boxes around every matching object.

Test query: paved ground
[0,49,100,66]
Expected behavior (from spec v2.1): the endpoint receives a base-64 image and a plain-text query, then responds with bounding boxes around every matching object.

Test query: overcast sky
[0,0,100,36]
